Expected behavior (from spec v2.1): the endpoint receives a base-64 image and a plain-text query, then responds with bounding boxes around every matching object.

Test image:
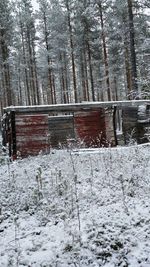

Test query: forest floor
[0,143,150,267]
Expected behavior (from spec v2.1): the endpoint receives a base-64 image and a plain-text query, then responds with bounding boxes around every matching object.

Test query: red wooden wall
[74,109,107,147]
[15,114,49,157]
[6,109,116,158]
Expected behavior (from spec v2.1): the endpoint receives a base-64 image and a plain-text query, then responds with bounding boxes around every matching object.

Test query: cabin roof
[3,100,150,114]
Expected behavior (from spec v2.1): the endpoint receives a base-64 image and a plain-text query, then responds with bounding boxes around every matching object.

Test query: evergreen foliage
[0,0,149,110]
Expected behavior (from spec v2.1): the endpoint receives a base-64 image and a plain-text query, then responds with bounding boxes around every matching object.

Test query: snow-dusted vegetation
[0,144,150,267]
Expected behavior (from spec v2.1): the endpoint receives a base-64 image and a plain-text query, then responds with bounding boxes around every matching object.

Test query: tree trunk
[66,0,78,103]
[80,50,87,101]
[26,26,37,105]
[127,0,138,97]
[43,11,54,104]
[98,1,111,101]
[0,29,12,106]
[18,65,23,105]
[86,39,95,101]
[32,38,40,105]
[20,21,31,105]
[124,43,132,98]
[63,52,70,103]
[83,43,90,101]
[60,52,69,103]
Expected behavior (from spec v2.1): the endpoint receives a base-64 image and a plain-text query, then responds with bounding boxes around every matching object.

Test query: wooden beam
[3,100,150,114]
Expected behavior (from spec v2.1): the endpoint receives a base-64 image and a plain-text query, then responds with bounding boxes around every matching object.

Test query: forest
[0,0,149,114]
[0,2,150,266]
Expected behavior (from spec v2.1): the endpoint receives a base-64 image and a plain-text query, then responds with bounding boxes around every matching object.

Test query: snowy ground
[0,143,150,267]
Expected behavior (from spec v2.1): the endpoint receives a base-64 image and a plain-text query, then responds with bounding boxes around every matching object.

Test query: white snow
[4,100,150,112]
[0,143,150,267]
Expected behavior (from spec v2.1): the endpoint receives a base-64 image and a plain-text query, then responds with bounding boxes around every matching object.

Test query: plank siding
[2,101,150,158]
[48,115,75,147]
[4,100,150,114]
[15,114,49,157]
[74,110,106,147]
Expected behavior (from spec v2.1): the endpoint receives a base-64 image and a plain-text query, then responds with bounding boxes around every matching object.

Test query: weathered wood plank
[4,100,150,114]
[16,127,49,135]
[15,114,49,157]
[16,136,49,142]
[48,115,73,121]
[48,116,73,128]
[47,115,75,147]
[48,122,74,130]
[15,114,48,126]
[74,110,106,147]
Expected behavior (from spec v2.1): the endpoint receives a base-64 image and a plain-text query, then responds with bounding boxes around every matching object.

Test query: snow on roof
[3,100,150,113]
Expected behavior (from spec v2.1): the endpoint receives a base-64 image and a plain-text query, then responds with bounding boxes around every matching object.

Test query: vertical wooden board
[15,114,49,157]
[74,109,106,147]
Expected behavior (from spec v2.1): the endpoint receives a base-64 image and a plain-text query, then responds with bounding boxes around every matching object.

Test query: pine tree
[14,0,40,105]
[127,0,138,98]
[0,0,12,109]
[96,0,111,101]
[0,0,149,110]
[63,0,78,102]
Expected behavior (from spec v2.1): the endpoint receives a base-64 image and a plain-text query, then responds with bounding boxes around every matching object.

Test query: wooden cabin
[2,100,150,159]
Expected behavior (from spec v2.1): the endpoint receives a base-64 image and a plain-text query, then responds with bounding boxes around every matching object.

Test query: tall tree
[127,0,138,97]
[96,0,111,101]
[0,0,149,113]
[14,0,40,105]
[63,0,78,102]
[38,0,57,104]
[0,0,12,108]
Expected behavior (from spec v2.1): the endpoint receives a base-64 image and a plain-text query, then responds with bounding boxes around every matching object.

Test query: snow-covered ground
[0,144,150,267]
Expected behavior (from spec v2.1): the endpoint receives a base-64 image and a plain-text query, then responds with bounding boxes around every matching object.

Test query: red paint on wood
[15,114,48,125]
[16,126,48,134]
[74,110,106,147]
[15,114,49,157]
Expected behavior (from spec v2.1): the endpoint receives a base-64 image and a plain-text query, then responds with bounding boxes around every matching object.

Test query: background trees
[0,0,149,111]
[0,0,13,112]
